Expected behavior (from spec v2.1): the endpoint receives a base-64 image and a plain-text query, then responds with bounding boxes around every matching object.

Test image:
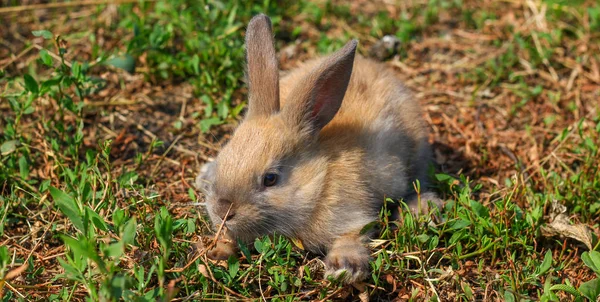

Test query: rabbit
[195,14,438,284]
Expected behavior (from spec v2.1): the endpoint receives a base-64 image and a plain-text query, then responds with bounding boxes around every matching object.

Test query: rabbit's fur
[196,14,437,283]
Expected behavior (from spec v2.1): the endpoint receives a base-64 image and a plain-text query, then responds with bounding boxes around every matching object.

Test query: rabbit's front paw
[324,242,370,284]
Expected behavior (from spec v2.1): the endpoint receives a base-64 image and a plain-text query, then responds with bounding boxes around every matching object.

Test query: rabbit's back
[280,56,431,201]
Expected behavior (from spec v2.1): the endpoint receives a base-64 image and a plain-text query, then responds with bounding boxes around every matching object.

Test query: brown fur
[245,14,280,118]
[196,14,436,283]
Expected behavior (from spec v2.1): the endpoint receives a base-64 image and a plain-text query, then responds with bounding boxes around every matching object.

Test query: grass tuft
[1,0,599,300]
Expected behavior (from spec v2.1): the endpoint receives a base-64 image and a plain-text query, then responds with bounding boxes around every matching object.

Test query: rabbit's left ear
[245,14,280,119]
[283,40,357,133]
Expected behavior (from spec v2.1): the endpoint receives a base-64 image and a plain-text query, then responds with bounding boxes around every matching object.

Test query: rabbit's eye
[263,173,279,187]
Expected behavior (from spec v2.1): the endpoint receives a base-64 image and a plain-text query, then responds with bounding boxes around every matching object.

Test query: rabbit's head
[202,14,357,242]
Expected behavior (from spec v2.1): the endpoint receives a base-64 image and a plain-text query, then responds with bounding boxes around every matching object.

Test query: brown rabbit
[196,14,437,283]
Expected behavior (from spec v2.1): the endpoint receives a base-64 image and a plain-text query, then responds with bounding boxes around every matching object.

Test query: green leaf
[173,120,183,130]
[504,291,516,302]
[449,219,471,230]
[461,281,474,299]
[118,171,138,186]
[184,218,195,235]
[39,49,53,66]
[228,255,239,279]
[23,74,39,94]
[239,242,252,262]
[39,180,51,193]
[1,140,19,155]
[60,235,107,273]
[254,239,264,253]
[18,156,29,179]
[231,102,246,118]
[40,78,61,95]
[416,234,430,243]
[190,54,200,74]
[154,207,173,257]
[60,235,88,259]
[217,100,229,119]
[435,173,454,182]
[469,200,489,218]
[549,284,581,297]
[536,250,553,277]
[188,188,197,202]
[109,274,128,300]
[201,95,214,118]
[540,290,559,301]
[579,278,600,301]
[71,61,81,79]
[582,251,600,275]
[50,187,84,232]
[112,208,126,230]
[121,218,137,246]
[23,106,35,115]
[359,220,379,235]
[105,54,136,73]
[0,246,8,269]
[32,30,53,39]
[143,288,160,299]
[85,206,108,232]
[199,117,224,133]
[57,257,84,282]
[104,242,124,258]
[429,235,439,250]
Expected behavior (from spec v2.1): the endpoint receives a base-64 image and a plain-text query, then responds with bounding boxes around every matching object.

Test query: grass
[0,0,599,301]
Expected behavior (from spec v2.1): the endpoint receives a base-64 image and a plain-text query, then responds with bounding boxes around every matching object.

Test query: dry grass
[1,0,599,301]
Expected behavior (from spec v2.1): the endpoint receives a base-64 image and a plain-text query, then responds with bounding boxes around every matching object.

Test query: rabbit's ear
[245,14,280,118]
[283,40,357,132]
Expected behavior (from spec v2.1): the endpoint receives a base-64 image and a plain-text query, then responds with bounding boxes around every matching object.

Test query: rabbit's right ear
[245,14,280,119]
[282,40,357,133]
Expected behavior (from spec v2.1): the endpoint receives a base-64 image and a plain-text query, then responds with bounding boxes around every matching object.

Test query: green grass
[1,0,600,301]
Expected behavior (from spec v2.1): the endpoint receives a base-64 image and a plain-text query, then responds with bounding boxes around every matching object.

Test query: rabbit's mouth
[211,216,234,229]
[229,216,279,239]
[209,204,285,241]
[213,215,243,233]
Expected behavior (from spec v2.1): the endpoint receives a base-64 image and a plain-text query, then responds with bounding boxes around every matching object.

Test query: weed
[0,0,599,300]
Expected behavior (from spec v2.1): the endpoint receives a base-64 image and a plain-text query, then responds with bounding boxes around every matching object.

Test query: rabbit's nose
[216,198,236,220]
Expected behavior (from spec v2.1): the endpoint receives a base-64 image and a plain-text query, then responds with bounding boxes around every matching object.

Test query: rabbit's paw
[324,242,370,284]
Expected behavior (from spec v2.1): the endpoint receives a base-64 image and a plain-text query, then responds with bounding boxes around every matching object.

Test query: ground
[0,0,599,301]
